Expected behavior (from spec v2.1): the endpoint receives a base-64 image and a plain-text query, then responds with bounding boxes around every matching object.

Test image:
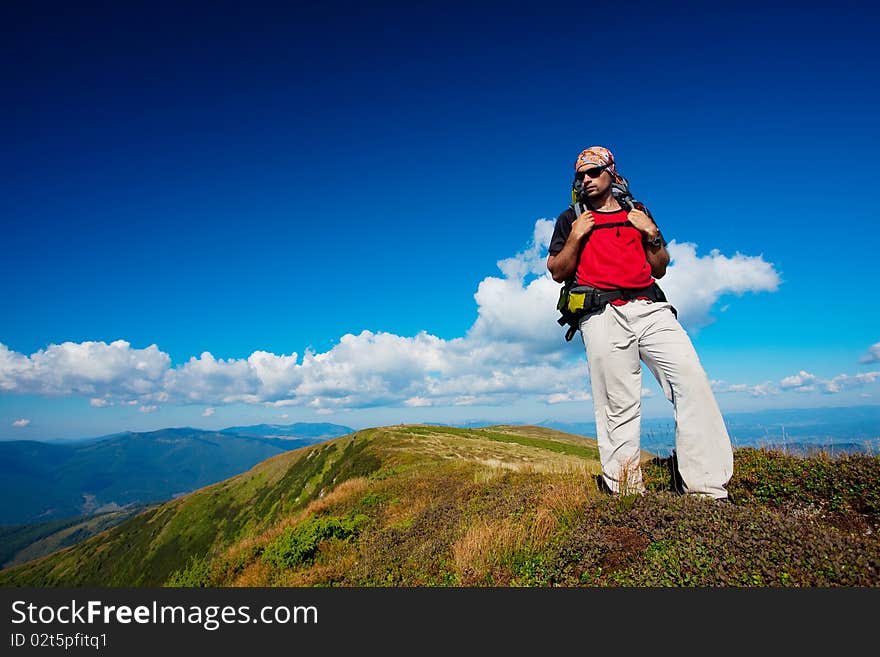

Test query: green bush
[262,514,367,569]
[729,448,880,514]
[164,554,212,587]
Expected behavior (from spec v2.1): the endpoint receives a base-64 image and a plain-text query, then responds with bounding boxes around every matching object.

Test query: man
[547,146,733,500]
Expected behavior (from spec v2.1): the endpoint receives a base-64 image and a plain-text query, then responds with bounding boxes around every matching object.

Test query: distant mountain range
[219,422,352,439]
[0,422,354,526]
[427,406,880,457]
[537,405,880,456]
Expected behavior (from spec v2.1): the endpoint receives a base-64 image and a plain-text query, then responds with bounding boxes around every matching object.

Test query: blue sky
[2,0,879,440]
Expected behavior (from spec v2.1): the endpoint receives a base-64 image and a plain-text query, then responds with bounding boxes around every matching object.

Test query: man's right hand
[571,209,595,240]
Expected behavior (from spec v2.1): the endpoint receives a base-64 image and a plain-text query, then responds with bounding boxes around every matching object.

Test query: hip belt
[556,282,677,341]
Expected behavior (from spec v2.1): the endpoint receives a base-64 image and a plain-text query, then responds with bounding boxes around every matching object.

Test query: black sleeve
[548,207,576,256]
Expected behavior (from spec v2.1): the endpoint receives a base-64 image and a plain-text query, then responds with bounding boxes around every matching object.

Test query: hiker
[546,146,733,500]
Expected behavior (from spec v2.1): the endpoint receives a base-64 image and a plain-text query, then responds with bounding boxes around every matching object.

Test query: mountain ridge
[0,422,354,525]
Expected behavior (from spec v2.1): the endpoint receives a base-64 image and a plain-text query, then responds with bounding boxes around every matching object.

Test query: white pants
[579,299,733,498]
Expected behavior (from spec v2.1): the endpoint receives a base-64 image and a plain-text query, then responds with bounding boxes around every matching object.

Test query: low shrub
[262,514,367,570]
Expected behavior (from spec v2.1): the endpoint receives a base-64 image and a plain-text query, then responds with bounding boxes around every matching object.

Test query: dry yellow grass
[238,475,373,560]
[451,475,587,584]
[536,472,594,527]
[395,439,589,474]
[450,465,604,584]
[228,559,272,587]
[453,517,528,582]
[382,491,431,529]
[305,476,370,515]
[278,548,359,587]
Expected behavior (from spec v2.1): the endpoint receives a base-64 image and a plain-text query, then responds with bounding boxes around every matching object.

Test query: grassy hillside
[1,424,877,587]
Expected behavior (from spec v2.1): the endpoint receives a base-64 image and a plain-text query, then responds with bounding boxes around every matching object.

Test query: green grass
[404,425,600,460]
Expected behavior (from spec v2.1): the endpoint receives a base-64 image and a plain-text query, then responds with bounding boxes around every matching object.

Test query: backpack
[555,174,672,341]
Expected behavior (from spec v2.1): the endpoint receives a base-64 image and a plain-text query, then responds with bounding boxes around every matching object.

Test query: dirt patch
[600,526,650,571]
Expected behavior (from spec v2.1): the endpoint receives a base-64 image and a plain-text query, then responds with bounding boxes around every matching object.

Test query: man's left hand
[627,208,659,240]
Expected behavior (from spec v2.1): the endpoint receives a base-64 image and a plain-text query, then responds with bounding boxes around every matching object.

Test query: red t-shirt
[576,208,654,303]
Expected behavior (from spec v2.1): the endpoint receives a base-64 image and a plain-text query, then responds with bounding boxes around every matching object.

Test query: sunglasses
[574,164,609,182]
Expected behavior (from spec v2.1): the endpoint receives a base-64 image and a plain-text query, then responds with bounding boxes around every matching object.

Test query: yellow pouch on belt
[557,285,594,315]
[567,290,587,313]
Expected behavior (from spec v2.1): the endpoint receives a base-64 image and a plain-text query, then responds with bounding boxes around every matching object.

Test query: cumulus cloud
[712,369,880,397]
[467,226,781,353]
[12,418,30,427]
[162,351,284,404]
[0,340,168,396]
[0,219,784,412]
[546,390,591,404]
[467,219,563,353]
[779,370,821,393]
[860,342,880,364]
[777,369,880,394]
[660,242,781,331]
[202,407,215,417]
[821,371,880,393]
[721,382,777,397]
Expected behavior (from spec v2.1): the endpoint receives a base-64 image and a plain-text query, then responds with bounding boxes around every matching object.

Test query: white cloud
[778,369,880,394]
[468,274,563,352]
[779,370,820,393]
[467,219,567,354]
[738,383,777,397]
[0,340,168,396]
[822,371,880,393]
[202,407,215,417]
[12,418,30,427]
[0,220,785,413]
[711,369,880,397]
[860,342,880,364]
[712,380,778,397]
[162,351,274,404]
[546,390,591,404]
[660,242,781,331]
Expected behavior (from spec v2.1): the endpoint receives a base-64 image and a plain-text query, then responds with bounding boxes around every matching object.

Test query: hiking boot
[595,474,616,496]
[669,450,685,494]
